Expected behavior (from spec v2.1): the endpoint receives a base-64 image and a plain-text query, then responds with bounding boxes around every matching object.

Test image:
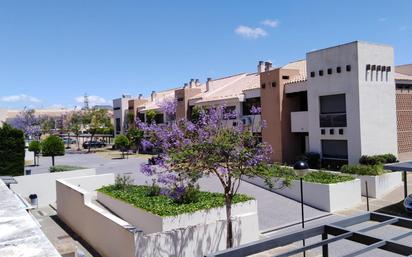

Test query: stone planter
[97,191,259,236]
[242,176,361,212]
[357,171,402,198]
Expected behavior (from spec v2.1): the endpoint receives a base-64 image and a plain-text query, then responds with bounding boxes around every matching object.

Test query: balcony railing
[320,113,347,127]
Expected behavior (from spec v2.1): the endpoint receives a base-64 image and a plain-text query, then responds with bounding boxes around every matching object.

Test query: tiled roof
[189,73,260,103]
[140,88,177,111]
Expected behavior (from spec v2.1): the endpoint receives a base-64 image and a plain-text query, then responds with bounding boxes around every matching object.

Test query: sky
[1,0,411,109]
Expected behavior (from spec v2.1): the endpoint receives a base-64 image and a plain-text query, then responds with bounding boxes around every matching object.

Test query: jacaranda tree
[138,101,272,248]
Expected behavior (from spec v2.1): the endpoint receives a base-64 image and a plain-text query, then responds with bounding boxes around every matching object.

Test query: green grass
[266,165,355,184]
[97,185,253,217]
[49,165,86,172]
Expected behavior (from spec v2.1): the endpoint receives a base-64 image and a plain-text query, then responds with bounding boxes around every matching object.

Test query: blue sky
[1,0,411,109]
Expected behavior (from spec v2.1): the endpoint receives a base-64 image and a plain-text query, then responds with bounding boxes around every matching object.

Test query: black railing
[320,113,346,127]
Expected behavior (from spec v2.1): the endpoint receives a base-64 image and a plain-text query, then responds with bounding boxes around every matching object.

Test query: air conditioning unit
[241,117,252,126]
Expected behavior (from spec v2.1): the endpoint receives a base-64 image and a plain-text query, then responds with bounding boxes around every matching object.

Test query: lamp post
[294,160,309,257]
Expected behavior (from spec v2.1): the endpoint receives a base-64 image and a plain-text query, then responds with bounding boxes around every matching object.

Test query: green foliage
[127,112,135,124]
[0,124,25,176]
[303,171,354,184]
[98,185,253,217]
[190,105,203,122]
[40,116,55,135]
[114,174,133,190]
[146,180,161,197]
[359,154,397,165]
[115,135,130,149]
[42,135,65,157]
[146,110,157,123]
[83,109,112,135]
[49,165,85,172]
[174,184,200,204]
[265,164,355,184]
[28,140,41,154]
[127,127,144,149]
[340,164,386,176]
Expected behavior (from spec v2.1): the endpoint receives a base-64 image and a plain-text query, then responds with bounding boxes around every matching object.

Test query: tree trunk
[52,156,55,166]
[76,135,80,151]
[88,134,94,153]
[33,154,37,166]
[225,193,234,249]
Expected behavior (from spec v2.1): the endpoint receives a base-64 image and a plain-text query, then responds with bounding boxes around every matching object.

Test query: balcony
[320,113,347,127]
[291,111,308,132]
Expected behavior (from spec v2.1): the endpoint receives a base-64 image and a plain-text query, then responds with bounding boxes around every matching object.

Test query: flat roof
[385,161,412,172]
[0,180,60,257]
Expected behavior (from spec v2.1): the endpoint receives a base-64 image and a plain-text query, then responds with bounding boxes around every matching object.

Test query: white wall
[11,168,96,207]
[307,41,397,164]
[113,96,131,135]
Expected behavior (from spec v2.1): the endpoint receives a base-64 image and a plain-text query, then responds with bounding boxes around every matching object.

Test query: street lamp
[294,160,309,257]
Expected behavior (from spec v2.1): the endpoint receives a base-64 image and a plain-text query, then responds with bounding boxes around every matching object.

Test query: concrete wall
[24,148,34,165]
[357,172,402,198]
[56,174,136,257]
[113,96,132,135]
[11,168,96,207]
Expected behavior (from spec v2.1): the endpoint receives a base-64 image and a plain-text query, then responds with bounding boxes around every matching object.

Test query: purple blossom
[140,163,156,176]
[141,139,154,150]
[250,106,262,115]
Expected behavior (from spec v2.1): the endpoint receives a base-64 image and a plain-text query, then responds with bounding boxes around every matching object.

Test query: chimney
[151,91,156,101]
[206,77,212,92]
[183,83,188,89]
[189,79,195,88]
[257,61,265,73]
[264,61,272,71]
[138,94,143,100]
[195,79,200,87]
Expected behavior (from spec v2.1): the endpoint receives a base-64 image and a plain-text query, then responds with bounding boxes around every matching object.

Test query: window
[319,70,324,76]
[177,97,184,102]
[138,113,145,122]
[337,67,341,73]
[339,129,344,135]
[329,129,334,135]
[115,118,121,134]
[242,97,261,115]
[387,66,391,72]
[272,82,276,87]
[282,75,290,80]
[310,71,315,78]
[154,113,164,124]
[113,107,121,110]
[321,129,325,135]
[327,68,332,75]
[346,65,351,72]
[261,83,266,89]
[321,140,348,160]
[319,94,347,127]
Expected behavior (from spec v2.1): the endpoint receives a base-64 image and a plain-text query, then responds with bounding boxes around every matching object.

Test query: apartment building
[113,95,132,135]
[113,41,412,165]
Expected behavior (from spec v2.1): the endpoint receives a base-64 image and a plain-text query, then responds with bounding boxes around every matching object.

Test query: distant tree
[42,135,65,166]
[146,110,157,124]
[126,127,144,153]
[40,116,55,135]
[0,124,25,176]
[28,140,41,166]
[69,112,83,151]
[114,135,130,159]
[82,109,111,152]
[10,108,41,140]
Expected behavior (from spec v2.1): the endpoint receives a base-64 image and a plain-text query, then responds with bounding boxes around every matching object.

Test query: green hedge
[0,124,25,176]
[49,165,85,172]
[359,154,397,165]
[266,165,355,184]
[340,164,386,176]
[98,185,253,217]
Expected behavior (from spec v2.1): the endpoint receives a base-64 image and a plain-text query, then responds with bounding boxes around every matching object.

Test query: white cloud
[75,95,109,106]
[235,25,267,39]
[261,19,279,28]
[0,94,42,103]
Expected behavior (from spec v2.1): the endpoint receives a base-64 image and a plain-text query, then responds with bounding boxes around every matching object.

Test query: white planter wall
[57,174,259,257]
[97,191,258,235]
[357,172,402,198]
[11,168,96,207]
[242,176,361,212]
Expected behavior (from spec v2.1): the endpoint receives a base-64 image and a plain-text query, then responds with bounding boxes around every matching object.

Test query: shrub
[114,135,130,158]
[114,174,134,190]
[98,185,253,217]
[359,154,397,165]
[303,171,354,184]
[28,140,41,154]
[49,165,85,172]
[42,135,65,166]
[0,124,25,176]
[340,164,386,176]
